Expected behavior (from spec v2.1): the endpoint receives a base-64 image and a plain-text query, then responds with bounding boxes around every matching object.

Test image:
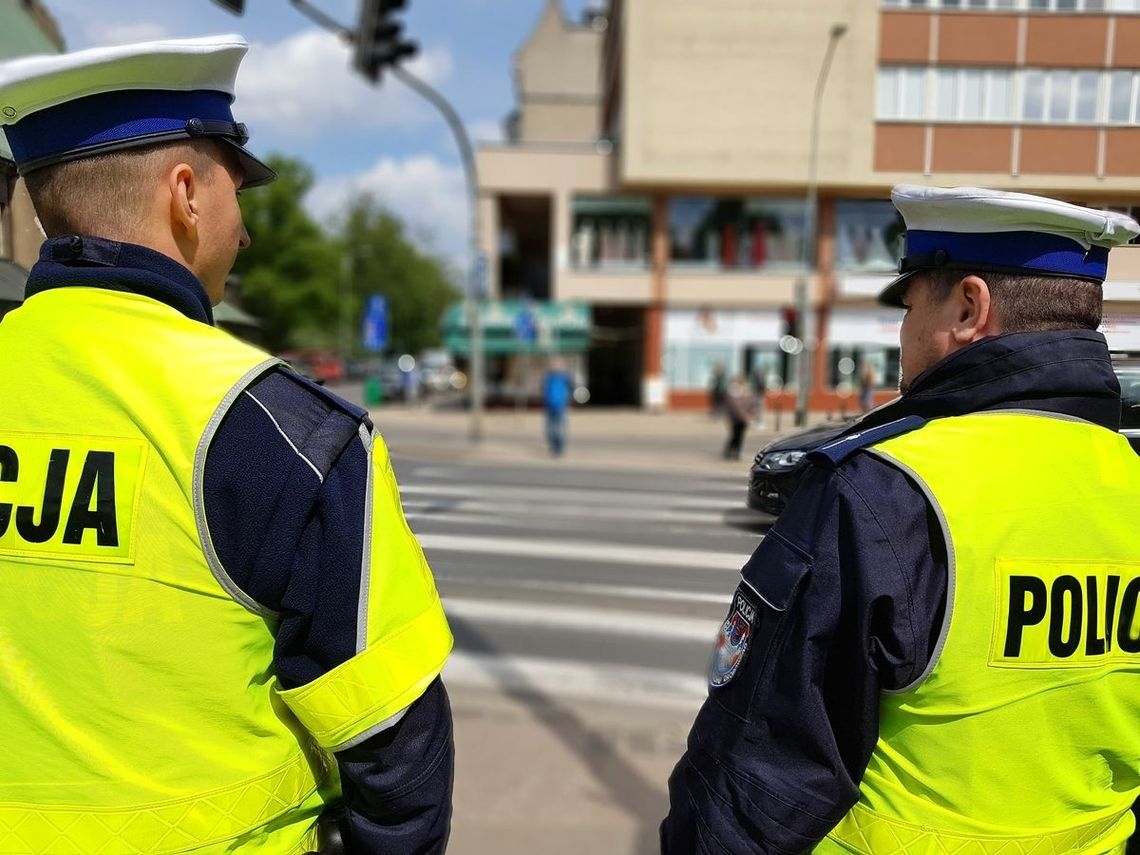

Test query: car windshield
[1118,366,1140,431]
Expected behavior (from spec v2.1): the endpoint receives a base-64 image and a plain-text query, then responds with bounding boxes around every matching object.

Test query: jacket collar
[862,330,1120,433]
[25,235,214,325]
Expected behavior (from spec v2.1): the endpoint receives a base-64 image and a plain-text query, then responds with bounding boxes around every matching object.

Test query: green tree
[338,194,459,358]
[231,154,340,352]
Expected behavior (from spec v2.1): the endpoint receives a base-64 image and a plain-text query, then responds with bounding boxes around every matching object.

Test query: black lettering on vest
[1048,575,1082,658]
[1085,575,1107,656]
[62,451,118,547]
[1117,578,1140,654]
[1105,575,1121,653]
[15,449,68,544]
[1005,575,1047,657]
[0,444,16,537]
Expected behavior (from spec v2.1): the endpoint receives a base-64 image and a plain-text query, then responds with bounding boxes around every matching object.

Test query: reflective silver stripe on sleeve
[330,707,409,752]
[193,357,283,620]
[356,424,376,653]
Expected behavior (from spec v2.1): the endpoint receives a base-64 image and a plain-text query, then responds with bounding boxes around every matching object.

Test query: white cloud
[237,29,454,140]
[307,155,469,268]
[83,21,171,46]
[467,118,506,144]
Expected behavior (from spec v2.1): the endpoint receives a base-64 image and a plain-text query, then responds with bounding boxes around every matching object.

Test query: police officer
[661,185,1140,853]
[0,36,453,853]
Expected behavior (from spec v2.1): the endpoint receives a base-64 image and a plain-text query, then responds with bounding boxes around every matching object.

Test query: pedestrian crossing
[397,458,769,711]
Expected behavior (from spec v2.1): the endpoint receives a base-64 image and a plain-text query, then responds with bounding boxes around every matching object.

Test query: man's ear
[168,161,199,235]
[950,274,995,345]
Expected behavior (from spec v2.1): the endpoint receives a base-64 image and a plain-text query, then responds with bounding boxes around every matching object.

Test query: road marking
[444,597,721,642]
[418,533,749,571]
[403,498,730,526]
[443,651,708,711]
[437,576,734,606]
[400,483,738,510]
[410,466,747,496]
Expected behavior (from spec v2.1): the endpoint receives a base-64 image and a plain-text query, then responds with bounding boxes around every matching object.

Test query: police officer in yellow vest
[0,36,453,854]
[661,185,1140,853]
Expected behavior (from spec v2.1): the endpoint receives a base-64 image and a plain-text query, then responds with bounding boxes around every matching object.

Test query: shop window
[668,197,806,270]
[835,201,904,272]
[570,195,651,270]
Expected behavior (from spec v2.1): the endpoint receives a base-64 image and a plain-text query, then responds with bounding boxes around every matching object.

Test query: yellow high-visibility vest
[0,286,451,854]
[817,412,1140,855]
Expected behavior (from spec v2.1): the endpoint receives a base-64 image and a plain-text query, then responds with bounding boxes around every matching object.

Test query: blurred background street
[340,391,785,854]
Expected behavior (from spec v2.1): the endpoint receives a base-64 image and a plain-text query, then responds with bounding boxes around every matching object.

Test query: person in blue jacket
[543,357,574,456]
[661,185,1140,852]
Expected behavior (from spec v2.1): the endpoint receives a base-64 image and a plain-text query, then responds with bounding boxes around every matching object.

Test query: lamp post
[390,66,484,443]
[793,21,847,427]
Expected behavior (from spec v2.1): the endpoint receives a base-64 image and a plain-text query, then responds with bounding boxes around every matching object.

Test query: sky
[46,0,599,267]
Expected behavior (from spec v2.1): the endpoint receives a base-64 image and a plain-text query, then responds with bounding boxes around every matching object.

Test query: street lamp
[793,21,847,427]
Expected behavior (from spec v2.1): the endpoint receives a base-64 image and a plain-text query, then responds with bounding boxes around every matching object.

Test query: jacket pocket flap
[739,531,811,612]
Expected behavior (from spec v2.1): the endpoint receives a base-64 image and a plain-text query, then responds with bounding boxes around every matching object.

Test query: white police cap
[0,34,274,188]
[879,184,1140,307]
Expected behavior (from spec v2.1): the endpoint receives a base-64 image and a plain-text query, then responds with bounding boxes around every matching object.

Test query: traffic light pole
[391,66,484,443]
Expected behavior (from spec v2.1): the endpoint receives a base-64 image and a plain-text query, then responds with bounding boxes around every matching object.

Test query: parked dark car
[749,360,1140,517]
[747,420,852,515]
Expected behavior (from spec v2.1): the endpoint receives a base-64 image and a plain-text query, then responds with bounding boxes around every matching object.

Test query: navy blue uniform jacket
[661,327,1128,853]
[25,237,453,855]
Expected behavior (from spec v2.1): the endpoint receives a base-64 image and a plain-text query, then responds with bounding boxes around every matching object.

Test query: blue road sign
[514,305,537,344]
[362,294,388,352]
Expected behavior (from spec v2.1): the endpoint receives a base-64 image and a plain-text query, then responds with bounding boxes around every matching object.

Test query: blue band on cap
[6,89,235,168]
[903,230,1109,281]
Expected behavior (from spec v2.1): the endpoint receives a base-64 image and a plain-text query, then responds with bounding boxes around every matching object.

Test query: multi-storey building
[477,0,1140,410]
[0,0,64,317]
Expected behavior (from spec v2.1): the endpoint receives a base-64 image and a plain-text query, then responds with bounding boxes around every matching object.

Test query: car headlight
[761,450,806,469]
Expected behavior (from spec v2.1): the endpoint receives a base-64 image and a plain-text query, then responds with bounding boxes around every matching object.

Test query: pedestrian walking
[0,36,453,854]
[662,185,1140,852]
[708,359,727,417]
[858,359,875,411]
[722,375,754,460]
[543,357,574,455]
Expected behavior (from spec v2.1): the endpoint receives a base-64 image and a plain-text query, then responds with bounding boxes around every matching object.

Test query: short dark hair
[23,140,221,239]
[925,268,1102,332]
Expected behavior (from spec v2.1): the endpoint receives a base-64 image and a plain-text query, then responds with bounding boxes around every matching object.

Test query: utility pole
[794,22,847,427]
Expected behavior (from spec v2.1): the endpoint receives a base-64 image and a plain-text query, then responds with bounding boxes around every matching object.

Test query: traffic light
[353,0,418,84]
[210,0,245,14]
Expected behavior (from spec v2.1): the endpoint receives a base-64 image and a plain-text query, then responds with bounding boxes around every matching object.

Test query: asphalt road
[389,449,773,853]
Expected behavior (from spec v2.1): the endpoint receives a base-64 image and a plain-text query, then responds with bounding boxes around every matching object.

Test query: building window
[834,201,905,272]
[1110,71,1138,123]
[879,66,1136,123]
[570,196,650,270]
[668,198,807,270]
[882,0,1128,8]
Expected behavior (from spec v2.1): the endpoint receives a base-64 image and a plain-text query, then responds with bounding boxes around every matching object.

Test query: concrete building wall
[619,0,880,190]
[513,0,603,145]
[519,102,600,145]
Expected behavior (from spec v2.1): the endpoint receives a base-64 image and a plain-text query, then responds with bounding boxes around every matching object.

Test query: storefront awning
[442,299,591,355]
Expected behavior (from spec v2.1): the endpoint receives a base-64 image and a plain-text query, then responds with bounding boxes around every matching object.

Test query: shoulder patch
[276,367,370,425]
[808,415,927,467]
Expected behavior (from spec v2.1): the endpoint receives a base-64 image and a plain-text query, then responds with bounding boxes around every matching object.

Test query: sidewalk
[369,401,850,474]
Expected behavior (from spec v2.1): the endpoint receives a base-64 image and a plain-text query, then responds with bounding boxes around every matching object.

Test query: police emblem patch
[709,589,756,687]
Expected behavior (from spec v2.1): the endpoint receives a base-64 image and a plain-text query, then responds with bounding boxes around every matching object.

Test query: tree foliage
[338,193,459,358]
[231,154,457,357]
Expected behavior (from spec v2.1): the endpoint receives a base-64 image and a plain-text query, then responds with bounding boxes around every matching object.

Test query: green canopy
[442,300,590,355]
